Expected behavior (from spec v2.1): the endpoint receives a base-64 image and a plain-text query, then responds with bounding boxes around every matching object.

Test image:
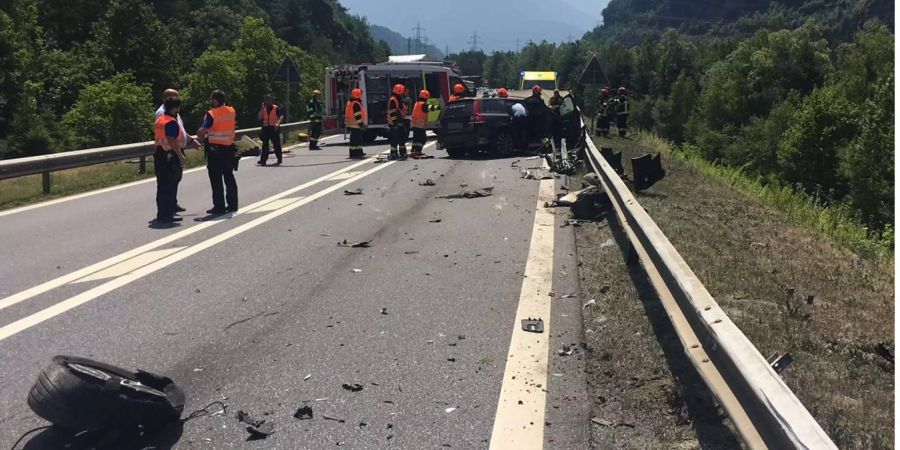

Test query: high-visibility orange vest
[411,101,429,129]
[345,99,366,128]
[154,114,183,151]
[387,96,403,125]
[449,94,461,102]
[207,105,236,145]
[261,104,280,127]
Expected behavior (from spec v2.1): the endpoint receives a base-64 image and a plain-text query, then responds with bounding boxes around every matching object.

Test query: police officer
[153,97,186,223]
[257,93,284,166]
[410,89,440,158]
[198,90,238,214]
[614,86,630,137]
[345,88,367,159]
[387,83,408,160]
[307,89,325,150]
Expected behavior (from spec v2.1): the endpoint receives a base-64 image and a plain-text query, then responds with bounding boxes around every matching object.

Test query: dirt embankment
[575,134,894,450]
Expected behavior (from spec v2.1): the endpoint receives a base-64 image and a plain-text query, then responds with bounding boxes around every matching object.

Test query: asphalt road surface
[0,136,590,449]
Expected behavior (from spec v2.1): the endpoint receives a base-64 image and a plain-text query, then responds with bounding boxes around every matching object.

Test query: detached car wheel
[27,355,185,431]
[493,131,515,157]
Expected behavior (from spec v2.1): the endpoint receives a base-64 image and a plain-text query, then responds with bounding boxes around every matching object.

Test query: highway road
[0,135,591,449]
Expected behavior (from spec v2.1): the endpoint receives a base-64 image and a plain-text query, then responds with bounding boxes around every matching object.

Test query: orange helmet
[617,86,626,94]
[532,85,542,94]
[453,83,465,94]
[419,89,430,99]
[497,87,508,98]
[393,84,406,95]
[351,88,362,99]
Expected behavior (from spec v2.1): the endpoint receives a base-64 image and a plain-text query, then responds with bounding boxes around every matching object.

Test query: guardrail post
[138,156,146,174]
[42,171,51,194]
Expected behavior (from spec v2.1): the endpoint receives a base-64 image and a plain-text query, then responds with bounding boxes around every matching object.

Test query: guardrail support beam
[42,171,51,194]
[138,156,146,174]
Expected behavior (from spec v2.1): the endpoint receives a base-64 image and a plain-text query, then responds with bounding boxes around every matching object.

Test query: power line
[412,22,426,53]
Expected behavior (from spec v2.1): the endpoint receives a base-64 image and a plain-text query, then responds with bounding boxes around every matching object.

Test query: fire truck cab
[324,61,469,142]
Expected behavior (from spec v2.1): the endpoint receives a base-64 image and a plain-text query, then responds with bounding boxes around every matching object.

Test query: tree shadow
[606,212,742,449]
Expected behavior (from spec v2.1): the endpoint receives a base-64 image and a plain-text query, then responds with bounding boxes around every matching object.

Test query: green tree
[62,72,154,149]
[182,50,247,130]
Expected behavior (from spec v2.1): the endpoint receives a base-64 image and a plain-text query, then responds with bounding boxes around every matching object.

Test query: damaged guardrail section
[581,121,837,450]
[0,121,313,189]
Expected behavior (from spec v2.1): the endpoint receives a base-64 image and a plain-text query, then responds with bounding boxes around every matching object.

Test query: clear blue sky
[338,0,610,53]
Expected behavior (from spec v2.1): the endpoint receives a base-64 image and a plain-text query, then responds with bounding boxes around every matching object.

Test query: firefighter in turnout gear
[410,89,440,159]
[345,88,367,159]
[596,87,611,137]
[387,83,408,160]
[449,83,465,102]
[614,86,629,137]
[307,89,325,150]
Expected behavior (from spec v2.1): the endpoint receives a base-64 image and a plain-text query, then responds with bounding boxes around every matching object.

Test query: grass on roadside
[636,132,893,260]
[0,133,307,211]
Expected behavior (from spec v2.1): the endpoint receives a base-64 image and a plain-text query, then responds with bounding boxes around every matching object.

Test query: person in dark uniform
[153,97,186,223]
[549,89,564,150]
[596,88,611,137]
[615,86,630,137]
[197,90,238,214]
[345,88,367,159]
[257,93,284,166]
[523,85,551,152]
[387,83,408,160]
[307,89,325,150]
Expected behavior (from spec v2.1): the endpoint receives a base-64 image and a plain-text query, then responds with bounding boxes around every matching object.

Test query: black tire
[27,355,185,432]
[445,147,465,159]
[493,130,515,157]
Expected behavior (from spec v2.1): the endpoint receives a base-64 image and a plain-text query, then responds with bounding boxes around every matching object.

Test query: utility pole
[468,31,482,52]
[407,37,411,55]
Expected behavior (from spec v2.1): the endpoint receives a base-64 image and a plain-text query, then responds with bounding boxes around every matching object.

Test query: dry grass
[581,133,894,449]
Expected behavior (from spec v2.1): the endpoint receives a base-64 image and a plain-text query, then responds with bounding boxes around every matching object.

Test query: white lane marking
[73,247,186,283]
[250,197,304,213]
[326,171,362,181]
[489,176,556,450]
[0,153,378,311]
[0,158,397,342]
[0,135,346,218]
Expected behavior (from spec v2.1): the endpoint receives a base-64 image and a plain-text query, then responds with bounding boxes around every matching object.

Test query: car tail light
[472,101,485,124]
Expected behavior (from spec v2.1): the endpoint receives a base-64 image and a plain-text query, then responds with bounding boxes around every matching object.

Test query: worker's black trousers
[310,120,322,148]
[206,145,238,211]
[597,116,611,136]
[617,115,628,137]
[154,147,178,220]
[259,126,282,164]
[348,127,364,158]
[389,125,407,155]
[411,128,427,152]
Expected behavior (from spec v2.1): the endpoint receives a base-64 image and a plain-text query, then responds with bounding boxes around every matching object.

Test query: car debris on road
[338,240,371,248]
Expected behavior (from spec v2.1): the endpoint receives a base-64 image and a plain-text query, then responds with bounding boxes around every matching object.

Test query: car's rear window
[480,100,509,114]
[443,100,473,118]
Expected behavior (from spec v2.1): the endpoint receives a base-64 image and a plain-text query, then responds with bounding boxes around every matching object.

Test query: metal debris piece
[559,346,575,356]
[342,383,364,392]
[561,293,577,299]
[438,188,494,199]
[445,407,457,413]
[323,415,346,423]
[767,352,793,374]
[419,179,436,186]
[351,268,362,273]
[583,299,596,308]
[237,410,275,439]
[293,406,313,420]
[343,188,363,195]
[381,308,388,315]
[338,240,371,248]
[521,318,545,333]
[429,219,442,223]
[404,251,419,255]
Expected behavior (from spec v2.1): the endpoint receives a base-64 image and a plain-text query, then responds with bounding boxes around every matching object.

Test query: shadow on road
[22,422,184,450]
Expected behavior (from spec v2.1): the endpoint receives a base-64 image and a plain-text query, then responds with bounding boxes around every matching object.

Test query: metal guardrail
[580,120,837,449]
[0,121,312,192]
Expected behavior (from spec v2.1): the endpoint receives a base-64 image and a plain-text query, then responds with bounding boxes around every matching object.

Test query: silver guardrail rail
[0,121,313,192]
[580,119,837,449]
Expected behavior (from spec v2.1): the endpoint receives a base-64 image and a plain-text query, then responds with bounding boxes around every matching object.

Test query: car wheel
[445,147,465,159]
[27,355,185,431]
[493,130,515,157]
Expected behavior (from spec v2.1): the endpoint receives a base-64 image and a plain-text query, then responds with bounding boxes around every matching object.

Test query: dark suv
[438,97,524,158]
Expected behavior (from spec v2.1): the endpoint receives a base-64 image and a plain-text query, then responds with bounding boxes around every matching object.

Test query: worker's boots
[349,148,365,159]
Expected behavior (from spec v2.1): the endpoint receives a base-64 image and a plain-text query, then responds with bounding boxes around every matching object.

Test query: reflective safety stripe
[345,100,366,128]
[154,115,182,151]
[261,104,280,126]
